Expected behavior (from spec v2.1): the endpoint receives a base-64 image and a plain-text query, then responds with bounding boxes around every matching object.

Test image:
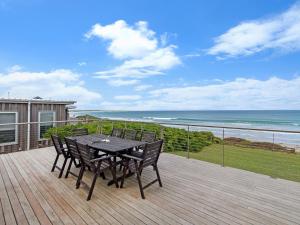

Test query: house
[0,98,76,154]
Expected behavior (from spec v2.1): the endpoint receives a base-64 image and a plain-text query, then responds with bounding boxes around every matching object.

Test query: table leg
[107,155,135,186]
[107,156,118,186]
[107,172,135,186]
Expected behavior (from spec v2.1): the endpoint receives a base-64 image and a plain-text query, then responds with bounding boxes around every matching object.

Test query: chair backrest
[111,128,123,138]
[72,128,88,136]
[123,129,137,140]
[140,131,156,143]
[142,140,164,167]
[51,135,65,155]
[65,137,81,160]
[76,142,95,166]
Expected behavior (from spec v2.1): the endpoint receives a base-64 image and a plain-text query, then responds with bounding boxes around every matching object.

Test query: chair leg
[51,154,60,172]
[100,172,106,180]
[65,158,73,178]
[154,165,163,187]
[58,157,68,178]
[87,162,102,201]
[119,164,123,171]
[134,161,145,199]
[76,166,85,189]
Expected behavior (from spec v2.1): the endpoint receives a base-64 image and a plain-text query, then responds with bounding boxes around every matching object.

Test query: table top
[70,134,146,154]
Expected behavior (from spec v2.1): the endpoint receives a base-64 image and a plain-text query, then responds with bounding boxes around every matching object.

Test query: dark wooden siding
[0,102,69,153]
[0,102,28,153]
[30,103,67,149]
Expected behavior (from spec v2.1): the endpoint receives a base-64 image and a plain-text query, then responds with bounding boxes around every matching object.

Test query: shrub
[44,119,219,152]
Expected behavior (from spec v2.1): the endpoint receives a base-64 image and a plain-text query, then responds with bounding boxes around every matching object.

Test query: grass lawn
[171,144,300,183]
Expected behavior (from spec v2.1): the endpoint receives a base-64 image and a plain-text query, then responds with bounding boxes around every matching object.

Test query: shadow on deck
[1,147,300,225]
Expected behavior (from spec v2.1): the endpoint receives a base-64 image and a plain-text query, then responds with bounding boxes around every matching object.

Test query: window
[0,112,18,145]
[39,111,55,139]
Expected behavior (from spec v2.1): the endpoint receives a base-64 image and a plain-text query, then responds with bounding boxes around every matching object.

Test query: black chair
[72,128,89,136]
[118,129,138,171]
[141,131,156,142]
[120,140,164,199]
[76,142,118,200]
[123,129,137,140]
[51,135,70,178]
[111,128,123,138]
[64,137,83,178]
[131,131,156,158]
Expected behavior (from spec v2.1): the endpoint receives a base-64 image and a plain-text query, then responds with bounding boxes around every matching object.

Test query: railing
[78,116,300,183]
[1,117,300,182]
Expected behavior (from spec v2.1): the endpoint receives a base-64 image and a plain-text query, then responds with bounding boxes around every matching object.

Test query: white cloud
[78,62,87,66]
[107,79,139,87]
[86,20,181,85]
[101,76,300,110]
[160,32,169,46]
[148,77,300,109]
[0,69,102,108]
[7,65,22,72]
[114,95,141,101]
[134,84,153,91]
[184,53,202,58]
[86,20,157,59]
[95,45,179,79]
[208,3,300,58]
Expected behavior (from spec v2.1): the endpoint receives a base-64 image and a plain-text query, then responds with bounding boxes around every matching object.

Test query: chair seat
[130,150,143,158]
[99,159,110,169]
[122,158,137,172]
[62,148,69,156]
[88,156,111,169]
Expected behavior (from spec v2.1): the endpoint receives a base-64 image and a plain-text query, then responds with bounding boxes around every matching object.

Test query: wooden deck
[1,148,300,225]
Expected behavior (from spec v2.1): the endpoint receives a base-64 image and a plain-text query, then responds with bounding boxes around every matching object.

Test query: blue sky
[0,0,300,109]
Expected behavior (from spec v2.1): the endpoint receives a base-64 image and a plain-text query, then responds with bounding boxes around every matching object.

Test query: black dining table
[71,134,146,186]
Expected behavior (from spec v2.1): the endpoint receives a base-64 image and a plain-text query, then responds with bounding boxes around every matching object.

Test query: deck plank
[0,197,6,225]
[10,153,87,225]
[159,156,300,223]
[0,157,29,225]
[1,155,40,225]
[6,154,55,225]
[1,147,300,225]
[0,155,17,225]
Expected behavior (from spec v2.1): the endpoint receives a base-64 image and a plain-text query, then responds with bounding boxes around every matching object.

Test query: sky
[0,0,300,110]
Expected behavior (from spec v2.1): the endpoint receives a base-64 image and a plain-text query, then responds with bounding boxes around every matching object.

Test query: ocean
[71,110,300,146]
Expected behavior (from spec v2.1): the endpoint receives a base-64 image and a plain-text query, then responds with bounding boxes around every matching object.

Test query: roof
[0,98,76,105]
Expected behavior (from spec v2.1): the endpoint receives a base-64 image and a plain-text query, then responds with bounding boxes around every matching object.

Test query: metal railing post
[272,132,275,151]
[187,125,190,159]
[271,132,276,178]
[27,123,30,150]
[140,124,144,139]
[140,124,143,133]
[27,100,31,150]
[100,119,103,134]
[96,120,100,134]
[160,126,164,152]
[222,128,225,167]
